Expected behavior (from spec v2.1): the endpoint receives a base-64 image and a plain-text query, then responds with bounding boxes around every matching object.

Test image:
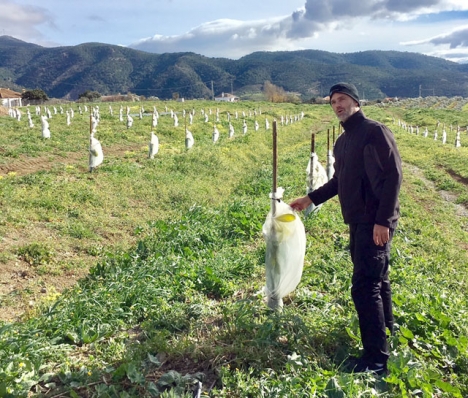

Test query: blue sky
[2,0,468,62]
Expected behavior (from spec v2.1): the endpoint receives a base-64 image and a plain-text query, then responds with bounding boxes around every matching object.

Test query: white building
[215,92,239,102]
[0,88,22,107]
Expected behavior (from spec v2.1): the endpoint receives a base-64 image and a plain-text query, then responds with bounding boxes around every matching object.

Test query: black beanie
[329,82,360,106]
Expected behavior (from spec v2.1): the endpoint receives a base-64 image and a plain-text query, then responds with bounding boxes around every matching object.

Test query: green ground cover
[0,100,467,397]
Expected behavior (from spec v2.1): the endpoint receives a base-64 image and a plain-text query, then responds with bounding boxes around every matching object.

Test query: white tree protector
[212,126,220,143]
[41,115,51,138]
[243,120,248,134]
[91,115,98,133]
[127,115,133,129]
[228,123,235,138]
[204,113,209,123]
[185,129,194,149]
[442,129,447,144]
[174,113,179,127]
[265,119,270,130]
[66,111,71,126]
[255,120,259,131]
[148,132,159,159]
[89,135,104,170]
[455,131,461,148]
[304,152,328,217]
[152,113,158,127]
[263,190,306,310]
[326,150,335,181]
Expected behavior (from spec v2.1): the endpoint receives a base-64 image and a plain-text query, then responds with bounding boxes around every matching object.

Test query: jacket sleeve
[364,125,402,227]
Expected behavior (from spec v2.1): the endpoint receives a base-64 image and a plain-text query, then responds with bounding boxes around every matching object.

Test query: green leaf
[435,380,461,396]
[399,326,414,340]
[147,353,161,366]
[69,390,80,398]
[324,377,346,398]
[147,381,160,396]
[127,362,145,384]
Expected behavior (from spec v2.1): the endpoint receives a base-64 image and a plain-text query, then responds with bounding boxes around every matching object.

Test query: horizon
[1,34,465,66]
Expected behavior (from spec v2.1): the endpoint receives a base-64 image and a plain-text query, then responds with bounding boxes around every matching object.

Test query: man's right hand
[289,196,312,211]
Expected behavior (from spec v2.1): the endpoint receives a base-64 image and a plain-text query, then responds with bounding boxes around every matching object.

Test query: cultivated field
[1,99,468,397]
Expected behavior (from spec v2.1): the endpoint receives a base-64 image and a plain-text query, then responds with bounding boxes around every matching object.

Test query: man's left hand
[373,224,389,246]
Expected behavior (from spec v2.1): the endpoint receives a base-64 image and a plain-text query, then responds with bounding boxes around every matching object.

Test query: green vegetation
[0,100,468,397]
[21,89,49,102]
[78,90,102,102]
[2,35,468,100]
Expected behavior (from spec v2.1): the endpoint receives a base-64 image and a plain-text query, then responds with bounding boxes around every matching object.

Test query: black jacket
[308,110,402,228]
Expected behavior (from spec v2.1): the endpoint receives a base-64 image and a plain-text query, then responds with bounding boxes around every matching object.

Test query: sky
[2,0,468,63]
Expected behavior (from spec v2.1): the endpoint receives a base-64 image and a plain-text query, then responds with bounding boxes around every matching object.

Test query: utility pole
[211,81,214,100]
[419,84,422,98]
[231,80,233,95]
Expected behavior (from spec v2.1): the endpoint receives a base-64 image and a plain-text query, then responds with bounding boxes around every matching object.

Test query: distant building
[215,92,239,102]
[0,88,22,107]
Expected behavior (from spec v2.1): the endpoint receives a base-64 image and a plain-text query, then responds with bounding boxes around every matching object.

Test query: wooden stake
[272,120,277,215]
[327,129,330,151]
[310,132,315,154]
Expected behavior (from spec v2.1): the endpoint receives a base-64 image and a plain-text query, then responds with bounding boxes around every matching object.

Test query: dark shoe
[352,359,388,376]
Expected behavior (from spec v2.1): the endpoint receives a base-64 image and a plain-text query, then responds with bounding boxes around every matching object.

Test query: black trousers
[349,223,394,364]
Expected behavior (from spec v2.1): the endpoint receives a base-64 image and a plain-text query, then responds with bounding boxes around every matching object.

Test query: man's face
[330,93,359,122]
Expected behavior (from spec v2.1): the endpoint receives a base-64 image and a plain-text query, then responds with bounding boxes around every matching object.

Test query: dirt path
[405,162,468,218]
[0,143,143,177]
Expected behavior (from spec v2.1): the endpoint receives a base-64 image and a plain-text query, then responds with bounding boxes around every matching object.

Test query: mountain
[1,35,468,101]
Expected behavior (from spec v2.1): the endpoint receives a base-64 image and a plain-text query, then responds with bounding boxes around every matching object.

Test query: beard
[334,105,358,122]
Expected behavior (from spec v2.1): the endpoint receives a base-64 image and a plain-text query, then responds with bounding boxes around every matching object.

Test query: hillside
[1,35,468,100]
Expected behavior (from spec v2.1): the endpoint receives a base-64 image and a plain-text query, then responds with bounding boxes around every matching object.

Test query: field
[1,99,468,397]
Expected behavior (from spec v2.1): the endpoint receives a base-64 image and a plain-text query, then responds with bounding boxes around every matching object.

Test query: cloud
[129,0,468,58]
[403,25,468,48]
[0,0,55,42]
[402,25,468,62]
[130,17,302,58]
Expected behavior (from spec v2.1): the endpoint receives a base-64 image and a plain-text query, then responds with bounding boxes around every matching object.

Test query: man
[290,82,402,376]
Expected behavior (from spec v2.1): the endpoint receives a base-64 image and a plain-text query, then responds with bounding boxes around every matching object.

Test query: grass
[0,100,468,397]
